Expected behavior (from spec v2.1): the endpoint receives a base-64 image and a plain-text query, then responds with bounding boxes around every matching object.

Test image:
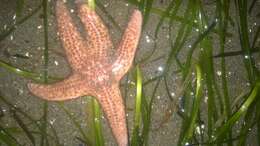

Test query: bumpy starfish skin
[27,1,142,146]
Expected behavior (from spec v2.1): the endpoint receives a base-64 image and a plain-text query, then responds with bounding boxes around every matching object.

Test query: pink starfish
[27,0,142,146]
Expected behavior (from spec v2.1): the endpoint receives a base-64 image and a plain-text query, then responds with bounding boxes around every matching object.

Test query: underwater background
[0,0,260,145]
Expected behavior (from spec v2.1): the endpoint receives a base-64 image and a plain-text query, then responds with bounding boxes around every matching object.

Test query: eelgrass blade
[150,7,187,23]
[88,0,95,10]
[159,69,193,129]
[42,0,49,83]
[0,60,61,82]
[184,20,216,78]
[141,78,161,145]
[0,125,20,146]
[126,0,192,27]
[15,0,24,17]
[180,64,202,145]
[139,0,181,64]
[234,1,259,145]
[176,1,219,145]
[143,74,162,86]
[216,0,233,145]
[168,0,195,77]
[0,95,43,131]
[0,95,62,145]
[175,2,202,144]
[0,95,59,145]
[76,136,90,145]
[139,0,154,28]
[58,103,92,146]
[249,0,257,14]
[170,4,191,67]
[213,47,260,58]
[251,26,260,50]
[214,82,260,141]
[128,0,231,40]
[49,123,62,146]
[235,0,257,85]
[163,76,173,101]
[41,0,49,144]
[0,60,42,81]
[237,100,256,146]
[131,65,143,146]
[0,3,42,42]
[200,38,218,142]
[256,99,260,146]
[216,0,231,115]
[10,109,35,145]
[0,95,40,125]
[96,1,122,32]
[197,1,222,141]
[0,107,4,118]
[91,98,104,146]
[160,0,182,72]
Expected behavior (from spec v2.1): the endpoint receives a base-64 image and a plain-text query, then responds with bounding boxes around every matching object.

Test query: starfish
[27,0,142,146]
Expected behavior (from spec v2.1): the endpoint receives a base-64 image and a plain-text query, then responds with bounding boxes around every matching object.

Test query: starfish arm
[56,0,89,72]
[96,84,128,146]
[112,10,142,80]
[76,0,113,59]
[28,74,89,101]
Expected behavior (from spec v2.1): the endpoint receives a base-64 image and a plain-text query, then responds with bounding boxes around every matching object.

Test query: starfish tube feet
[56,0,90,71]
[112,10,142,80]
[76,0,113,59]
[28,74,87,101]
[96,85,128,146]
